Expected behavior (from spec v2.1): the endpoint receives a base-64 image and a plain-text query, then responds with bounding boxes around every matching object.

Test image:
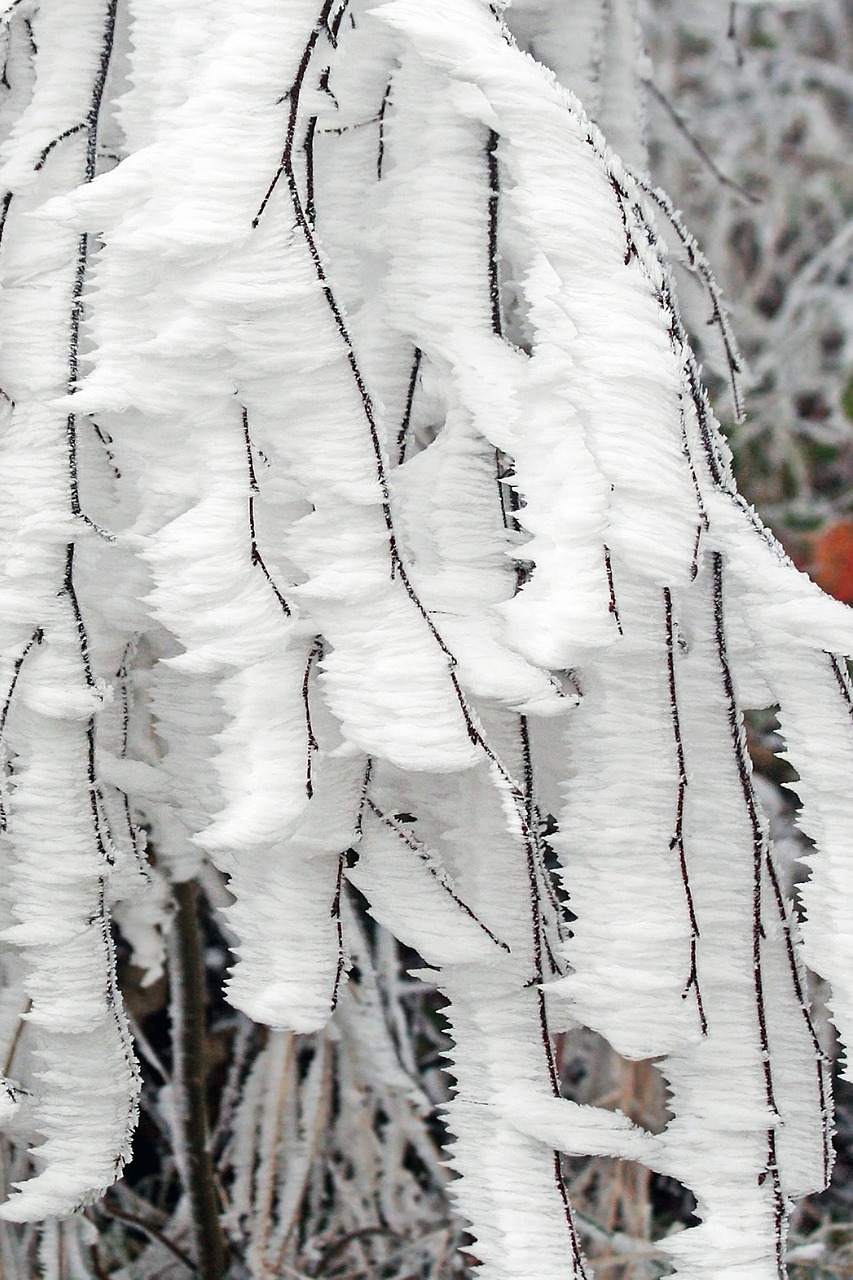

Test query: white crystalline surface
[0,1,849,1276]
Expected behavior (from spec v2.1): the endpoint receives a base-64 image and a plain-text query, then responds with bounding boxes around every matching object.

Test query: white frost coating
[0,0,105,193]
[0,0,849,1272]
[202,648,313,852]
[0,699,139,1219]
[505,0,607,117]
[220,735,365,1030]
[349,804,509,966]
[379,40,616,671]
[0,0,144,1219]
[656,561,828,1279]
[441,984,586,1280]
[392,405,563,711]
[500,1090,661,1165]
[377,0,699,667]
[552,575,700,1060]
[770,652,853,1079]
[707,488,853,659]
[428,754,588,1280]
[506,0,649,169]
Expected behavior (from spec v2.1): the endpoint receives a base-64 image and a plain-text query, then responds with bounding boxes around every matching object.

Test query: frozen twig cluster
[643,0,853,523]
[0,2,851,1278]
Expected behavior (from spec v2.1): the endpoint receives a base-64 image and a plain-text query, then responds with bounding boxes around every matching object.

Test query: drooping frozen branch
[0,3,850,1279]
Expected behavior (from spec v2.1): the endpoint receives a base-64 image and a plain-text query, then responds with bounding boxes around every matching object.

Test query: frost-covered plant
[0,2,852,1279]
[643,0,853,527]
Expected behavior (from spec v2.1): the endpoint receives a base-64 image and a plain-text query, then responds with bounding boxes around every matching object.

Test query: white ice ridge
[0,5,847,1279]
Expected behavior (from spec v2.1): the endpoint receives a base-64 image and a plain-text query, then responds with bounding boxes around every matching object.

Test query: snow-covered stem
[0,0,850,1276]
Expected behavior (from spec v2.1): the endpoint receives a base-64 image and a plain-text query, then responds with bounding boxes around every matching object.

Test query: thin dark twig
[608,164,745,462]
[520,717,546,988]
[519,719,589,1278]
[318,113,381,136]
[636,200,765,563]
[711,553,785,1278]
[689,524,703,581]
[487,133,531,591]
[34,121,85,170]
[56,547,116,863]
[485,144,568,1004]
[317,64,338,109]
[91,877,140,1155]
[242,406,292,616]
[663,588,707,1034]
[0,0,28,30]
[828,652,853,715]
[645,82,760,205]
[354,756,372,839]
[603,546,623,635]
[327,0,350,42]
[0,189,12,249]
[763,846,833,1186]
[0,626,42,747]
[364,798,510,952]
[254,2,545,898]
[312,1225,401,1277]
[60,543,95,688]
[93,421,120,478]
[376,80,391,180]
[629,174,746,423]
[676,393,710,580]
[604,168,739,530]
[330,853,347,1010]
[114,647,147,862]
[304,114,317,225]
[486,129,502,337]
[685,359,726,488]
[98,1203,196,1273]
[302,637,323,798]
[253,3,337,227]
[66,0,119,538]
[609,176,638,265]
[396,347,421,466]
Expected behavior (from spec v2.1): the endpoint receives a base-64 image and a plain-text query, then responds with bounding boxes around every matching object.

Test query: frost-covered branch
[0,2,850,1278]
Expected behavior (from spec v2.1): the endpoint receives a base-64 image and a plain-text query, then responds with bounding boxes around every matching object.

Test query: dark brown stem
[169,882,227,1280]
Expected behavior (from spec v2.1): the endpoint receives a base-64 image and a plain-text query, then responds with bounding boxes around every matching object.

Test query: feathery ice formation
[0,1,850,1277]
